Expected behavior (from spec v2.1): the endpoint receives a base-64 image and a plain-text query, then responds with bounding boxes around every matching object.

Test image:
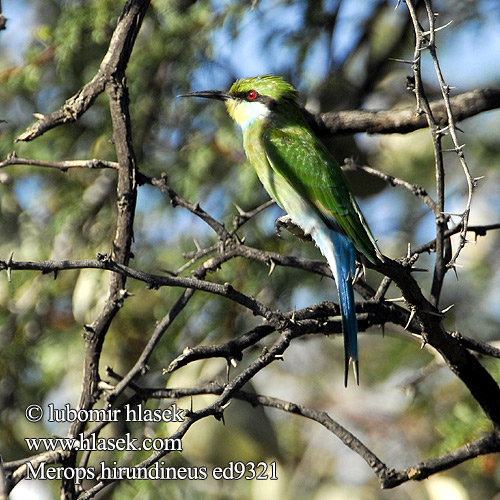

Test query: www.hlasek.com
[25,432,182,453]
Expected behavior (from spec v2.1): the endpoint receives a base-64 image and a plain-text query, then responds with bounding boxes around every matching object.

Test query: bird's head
[180,75,298,130]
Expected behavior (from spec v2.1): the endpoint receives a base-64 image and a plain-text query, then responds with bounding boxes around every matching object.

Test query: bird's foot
[274,215,292,239]
[274,215,312,242]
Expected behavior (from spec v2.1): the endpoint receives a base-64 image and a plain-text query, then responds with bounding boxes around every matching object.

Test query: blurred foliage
[1,0,500,499]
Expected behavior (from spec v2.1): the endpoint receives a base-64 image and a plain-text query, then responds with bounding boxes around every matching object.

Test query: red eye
[247,90,258,100]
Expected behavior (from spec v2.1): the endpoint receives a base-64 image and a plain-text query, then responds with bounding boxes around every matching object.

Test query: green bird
[181,75,383,385]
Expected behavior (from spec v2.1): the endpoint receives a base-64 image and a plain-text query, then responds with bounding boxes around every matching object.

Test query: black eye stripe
[233,91,277,109]
[234,91,258,102]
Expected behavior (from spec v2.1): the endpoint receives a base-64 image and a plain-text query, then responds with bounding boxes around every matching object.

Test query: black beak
[178,90,231,101]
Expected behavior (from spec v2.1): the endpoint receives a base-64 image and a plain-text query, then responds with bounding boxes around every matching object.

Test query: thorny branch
[1,0,500,497]
[6,376,500,493]
[422,0,475,270]
[406,0,448,308]
[2,172,500,491]
[405,0,475,308]
[343,158,437,213]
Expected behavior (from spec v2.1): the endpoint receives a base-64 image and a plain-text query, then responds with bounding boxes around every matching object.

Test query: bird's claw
[274,215,312,242]
[274,215,292,239]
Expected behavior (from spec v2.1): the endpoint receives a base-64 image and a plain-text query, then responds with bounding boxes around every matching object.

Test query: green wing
[263,125,382,264]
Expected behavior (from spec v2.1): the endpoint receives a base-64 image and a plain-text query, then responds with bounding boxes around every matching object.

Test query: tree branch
[377,256,500,429]
[78,378,500,491]
[15,0,150,143]
[55,1,149,498]
[343,158,437,213]
[3,1,500,495]
[391,434,500,488]
[0,153,119,172]
[308,88,500,136]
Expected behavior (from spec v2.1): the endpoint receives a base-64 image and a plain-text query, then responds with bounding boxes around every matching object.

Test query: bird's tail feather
[330,232,358,386]
[311,229,359,386]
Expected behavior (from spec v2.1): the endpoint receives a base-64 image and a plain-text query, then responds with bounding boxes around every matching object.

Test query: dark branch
[385,434,500,488]
[16,0,151,143]
[307,88,500,136]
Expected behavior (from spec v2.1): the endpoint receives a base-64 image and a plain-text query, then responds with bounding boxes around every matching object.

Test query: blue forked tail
[308,226,359,385]
[330,232,358,386]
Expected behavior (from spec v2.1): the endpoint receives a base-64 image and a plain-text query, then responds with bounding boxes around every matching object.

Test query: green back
[262,103,382,264]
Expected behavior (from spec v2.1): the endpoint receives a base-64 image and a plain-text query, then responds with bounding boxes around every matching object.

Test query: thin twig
[423,0,474,268]
[0,153,119,171]
[142,172,230,242]
[343,158,437,213]
[450,331,500,359]
[106,288,196,404]
[78,327,299,498]
[231,199,276,234]
[406,0,450,308]
[411,222,500,255]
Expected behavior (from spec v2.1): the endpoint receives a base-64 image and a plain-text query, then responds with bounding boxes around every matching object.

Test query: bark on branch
[307,88,500,136]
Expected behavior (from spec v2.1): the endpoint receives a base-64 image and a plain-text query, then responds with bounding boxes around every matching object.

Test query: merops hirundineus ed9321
[181,75,383,386]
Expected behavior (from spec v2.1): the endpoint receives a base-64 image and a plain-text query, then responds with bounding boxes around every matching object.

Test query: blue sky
[1,1,36,64]
[200,0,500,89]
